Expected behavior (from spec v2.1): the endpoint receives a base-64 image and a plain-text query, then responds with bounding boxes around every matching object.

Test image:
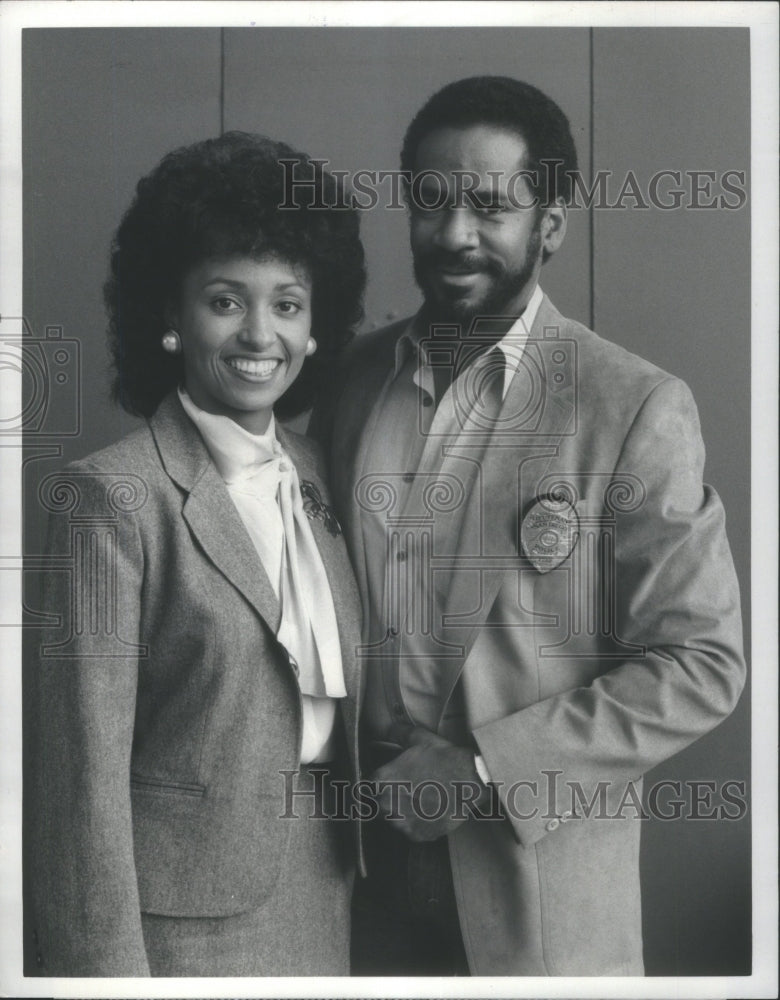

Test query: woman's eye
[277,300,302,314]
[212,296,240,312]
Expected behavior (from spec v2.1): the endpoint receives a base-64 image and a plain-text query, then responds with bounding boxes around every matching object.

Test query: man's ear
[540,199,567,258]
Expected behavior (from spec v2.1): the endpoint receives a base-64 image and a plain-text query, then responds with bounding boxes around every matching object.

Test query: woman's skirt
[140,766,354,976]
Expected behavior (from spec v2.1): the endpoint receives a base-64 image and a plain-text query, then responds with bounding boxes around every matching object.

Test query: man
[320,76,745,976]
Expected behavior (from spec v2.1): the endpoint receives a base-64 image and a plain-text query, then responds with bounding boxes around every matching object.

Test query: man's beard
[413,228,542,330]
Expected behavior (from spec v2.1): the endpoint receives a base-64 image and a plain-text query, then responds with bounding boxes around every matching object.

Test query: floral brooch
[300,480,342,537]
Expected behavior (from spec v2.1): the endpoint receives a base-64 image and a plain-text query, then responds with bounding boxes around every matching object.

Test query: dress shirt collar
[394,283,544,398]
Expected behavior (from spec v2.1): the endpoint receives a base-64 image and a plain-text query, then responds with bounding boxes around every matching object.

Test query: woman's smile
[224,355,284,380]
[172,255,314,434]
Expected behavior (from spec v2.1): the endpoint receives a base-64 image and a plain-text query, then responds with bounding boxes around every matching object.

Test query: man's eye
[475,202,506,216]
[410,188,449,213]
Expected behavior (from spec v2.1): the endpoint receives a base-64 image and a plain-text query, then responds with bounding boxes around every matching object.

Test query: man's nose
[432,207,479,252]
[238,307,276,349]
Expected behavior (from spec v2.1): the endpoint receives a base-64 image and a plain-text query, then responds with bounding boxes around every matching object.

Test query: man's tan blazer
[325,294,745,976]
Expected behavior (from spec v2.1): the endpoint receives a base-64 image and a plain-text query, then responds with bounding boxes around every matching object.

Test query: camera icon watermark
[418,316,577,438]
[0,315,80,437]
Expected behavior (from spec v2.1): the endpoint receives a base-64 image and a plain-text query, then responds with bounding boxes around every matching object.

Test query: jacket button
[546,818,560,832]
[289,656,300,677]
[36,951,43,967]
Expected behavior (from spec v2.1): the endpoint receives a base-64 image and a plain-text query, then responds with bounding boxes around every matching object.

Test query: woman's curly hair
[105,131,365,419]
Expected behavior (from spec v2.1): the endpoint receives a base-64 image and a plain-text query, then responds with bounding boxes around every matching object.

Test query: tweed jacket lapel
[150,395,361,713]
[149,394,282,635]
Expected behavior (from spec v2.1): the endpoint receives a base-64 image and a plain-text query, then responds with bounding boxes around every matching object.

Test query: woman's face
[172,255,313,435]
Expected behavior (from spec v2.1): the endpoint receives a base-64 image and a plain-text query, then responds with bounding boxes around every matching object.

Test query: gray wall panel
[22,28,222,463]
[19,25,751,977]
[593,27,751,975]
[223,27,592,334]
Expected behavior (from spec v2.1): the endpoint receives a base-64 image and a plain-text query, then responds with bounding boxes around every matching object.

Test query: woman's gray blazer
[27,393,363,975]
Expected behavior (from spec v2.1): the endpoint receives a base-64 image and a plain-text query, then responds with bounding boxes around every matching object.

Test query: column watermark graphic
[354,317,648,663]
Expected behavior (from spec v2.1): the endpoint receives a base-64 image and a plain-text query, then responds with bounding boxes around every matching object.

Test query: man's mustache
[415,251,503,276]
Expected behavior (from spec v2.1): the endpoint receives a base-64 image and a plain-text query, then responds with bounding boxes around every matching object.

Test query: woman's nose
[238,307,276,349]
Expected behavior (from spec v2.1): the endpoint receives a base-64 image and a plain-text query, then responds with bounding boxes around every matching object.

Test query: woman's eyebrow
[202,277,246,289]
[274,281,310,292]
[201,279,310,291]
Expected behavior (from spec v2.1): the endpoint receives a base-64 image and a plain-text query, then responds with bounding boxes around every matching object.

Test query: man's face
[409,125,551,325]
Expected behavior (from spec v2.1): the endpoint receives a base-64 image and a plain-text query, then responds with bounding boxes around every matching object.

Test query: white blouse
[178,388,345,763]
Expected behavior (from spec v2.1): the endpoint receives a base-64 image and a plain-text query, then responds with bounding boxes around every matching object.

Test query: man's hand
[372,727,491,842]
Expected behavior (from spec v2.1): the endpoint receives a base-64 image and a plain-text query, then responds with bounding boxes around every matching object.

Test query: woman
[28,132,365,976]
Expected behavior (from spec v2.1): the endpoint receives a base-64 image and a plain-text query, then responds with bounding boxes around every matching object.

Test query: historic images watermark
[0,316,80,438]
[279,158,748,212]
[279,768,749,823]
[351,315,649,666]
[1,314,85,631]
[0,313,154,646]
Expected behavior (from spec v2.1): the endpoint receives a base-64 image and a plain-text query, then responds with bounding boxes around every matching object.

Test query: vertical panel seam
[589,27,595,331]
[220,28,225,135]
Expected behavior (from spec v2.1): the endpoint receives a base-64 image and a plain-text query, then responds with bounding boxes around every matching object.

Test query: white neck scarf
[178,389,346,699]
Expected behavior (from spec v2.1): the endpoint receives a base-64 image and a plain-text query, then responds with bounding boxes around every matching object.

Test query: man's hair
[400,76,579,206]
[105,131,365,419]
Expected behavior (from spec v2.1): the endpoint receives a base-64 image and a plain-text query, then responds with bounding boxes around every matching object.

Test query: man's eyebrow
[416,177,506,191]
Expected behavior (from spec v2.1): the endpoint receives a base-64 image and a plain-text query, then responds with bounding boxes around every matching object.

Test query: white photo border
[1,3,776,998]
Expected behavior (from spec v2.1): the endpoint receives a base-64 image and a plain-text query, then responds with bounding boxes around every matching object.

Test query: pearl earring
[305,337,317,357]
[161,330,182,355]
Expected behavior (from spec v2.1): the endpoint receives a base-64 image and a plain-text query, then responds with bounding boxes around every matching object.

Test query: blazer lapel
[277,426,362,703]
[333,323,407,616]
[149,395,282,634]
[434,297,577,668]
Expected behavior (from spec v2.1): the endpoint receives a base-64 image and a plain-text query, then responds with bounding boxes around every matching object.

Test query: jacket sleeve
[28,463,150,975]
[473,377,746,846]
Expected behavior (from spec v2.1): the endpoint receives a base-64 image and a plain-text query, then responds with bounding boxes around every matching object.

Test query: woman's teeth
[227,358,281,376]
